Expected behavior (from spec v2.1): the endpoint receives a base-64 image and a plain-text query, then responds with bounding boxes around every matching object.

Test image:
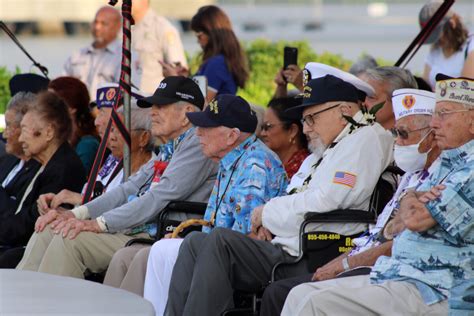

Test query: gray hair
[116,100,155,150]
[349,55,378,76]
[6,92,36,124]
[364,66,418,97]
[175,100,201,113]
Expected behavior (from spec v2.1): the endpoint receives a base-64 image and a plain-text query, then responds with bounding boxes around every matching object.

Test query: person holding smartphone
[161,5,249,102]
[274,47,304,98]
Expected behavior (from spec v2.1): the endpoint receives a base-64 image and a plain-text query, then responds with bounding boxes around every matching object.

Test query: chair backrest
[369,165,404,218]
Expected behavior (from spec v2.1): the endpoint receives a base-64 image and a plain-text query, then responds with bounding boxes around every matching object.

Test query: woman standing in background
[162,5,249,102]
[419,0,474,89]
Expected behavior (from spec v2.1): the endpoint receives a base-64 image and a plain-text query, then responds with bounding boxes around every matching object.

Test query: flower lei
[342,101,384,134]
[288,158,323,195]
[288,102,384,195]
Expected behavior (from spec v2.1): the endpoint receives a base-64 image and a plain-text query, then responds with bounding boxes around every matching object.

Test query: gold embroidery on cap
[209,99,218,114]
[303,85,312,98]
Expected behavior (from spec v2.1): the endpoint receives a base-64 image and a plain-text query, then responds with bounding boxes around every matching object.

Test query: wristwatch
[96,216,109,232]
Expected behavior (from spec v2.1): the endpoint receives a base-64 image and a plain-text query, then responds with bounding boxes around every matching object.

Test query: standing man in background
[132,0,187,94]
[62,6,123,99]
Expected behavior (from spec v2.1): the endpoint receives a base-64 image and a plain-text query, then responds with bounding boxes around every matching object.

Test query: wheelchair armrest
[165,201,208,215]
[125,238,155,247]
[304,209,375,223]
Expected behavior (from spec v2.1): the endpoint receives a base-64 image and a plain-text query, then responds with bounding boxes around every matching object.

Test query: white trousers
[282,275,447,316]
[144,238,183,316]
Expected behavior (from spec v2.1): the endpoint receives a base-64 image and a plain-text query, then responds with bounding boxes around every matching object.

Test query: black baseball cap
[137,76,204,109]
[186,94,257,133]
[9,73,49,96]
[288,75,363,116]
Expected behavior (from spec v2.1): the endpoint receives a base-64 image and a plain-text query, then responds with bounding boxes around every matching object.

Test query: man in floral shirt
[282,74,473,315]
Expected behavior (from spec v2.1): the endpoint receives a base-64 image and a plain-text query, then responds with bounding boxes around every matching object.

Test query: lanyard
[215,153,244,214]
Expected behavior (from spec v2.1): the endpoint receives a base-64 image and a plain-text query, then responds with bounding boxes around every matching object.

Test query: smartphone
[283,46,298,69]
[192,75,208,99]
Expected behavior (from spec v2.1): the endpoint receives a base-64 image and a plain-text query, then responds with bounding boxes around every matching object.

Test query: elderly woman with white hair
[36,101,155,213]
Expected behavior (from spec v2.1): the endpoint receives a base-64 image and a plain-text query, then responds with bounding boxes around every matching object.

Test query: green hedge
[0,40,384,113]
[0,67,15,115]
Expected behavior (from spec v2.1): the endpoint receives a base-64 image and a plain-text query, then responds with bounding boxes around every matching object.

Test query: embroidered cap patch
[333,171,357,188]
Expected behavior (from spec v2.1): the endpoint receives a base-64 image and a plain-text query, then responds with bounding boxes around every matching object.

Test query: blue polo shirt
[196,54,237,96]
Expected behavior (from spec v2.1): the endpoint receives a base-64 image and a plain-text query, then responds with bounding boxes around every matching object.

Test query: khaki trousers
[282,275,447,316]
[103,244,151,296]
[17,225,148,279]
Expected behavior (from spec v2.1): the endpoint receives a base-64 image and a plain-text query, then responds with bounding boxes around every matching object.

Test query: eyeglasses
[300,103,341,126]
[260,122,287,131]
[390,126,430,140]
[433,109,472,120]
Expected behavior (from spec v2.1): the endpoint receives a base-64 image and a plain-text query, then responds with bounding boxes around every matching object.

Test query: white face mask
[394,143,427,173]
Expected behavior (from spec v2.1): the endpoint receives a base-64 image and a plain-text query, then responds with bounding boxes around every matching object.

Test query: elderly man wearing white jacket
[164,63,395,316]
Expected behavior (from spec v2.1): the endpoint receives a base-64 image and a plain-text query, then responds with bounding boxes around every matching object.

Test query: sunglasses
[260,122,287,131]
[390,126,430,139]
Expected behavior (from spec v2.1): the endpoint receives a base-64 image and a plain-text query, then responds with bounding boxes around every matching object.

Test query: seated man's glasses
[433,109,472,120]
[300,103,341,127]
[390,126,430,140]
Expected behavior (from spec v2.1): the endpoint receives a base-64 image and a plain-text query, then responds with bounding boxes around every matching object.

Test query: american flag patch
[333,171,357,188]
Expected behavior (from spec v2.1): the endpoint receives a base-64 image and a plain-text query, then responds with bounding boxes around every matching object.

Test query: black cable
[0,21,49,78]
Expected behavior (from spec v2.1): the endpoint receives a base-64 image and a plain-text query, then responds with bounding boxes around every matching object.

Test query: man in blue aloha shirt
[282,74,473,315]
[143,94,288,314]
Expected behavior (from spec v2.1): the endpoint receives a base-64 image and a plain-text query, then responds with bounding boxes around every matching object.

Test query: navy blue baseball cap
[186,94,257,133]
[9,73,49,96]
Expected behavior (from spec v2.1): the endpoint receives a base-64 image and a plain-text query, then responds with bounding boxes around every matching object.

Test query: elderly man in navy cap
[141,94,287,315]
[164,63,394,316]
[261,88,440,316]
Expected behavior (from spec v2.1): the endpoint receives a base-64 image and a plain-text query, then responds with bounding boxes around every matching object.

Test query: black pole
[395,0,455,68]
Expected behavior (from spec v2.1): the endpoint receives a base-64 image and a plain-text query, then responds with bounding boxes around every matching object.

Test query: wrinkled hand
[399,190,436,231]
[49,189,82,210]
[256,226,273,241]
[48,210,76,232]
[283,65,303,90]
[251,205,265,234]
[57,218,102,240]
[312,258,344,281]
[37,193,56,215]
[35,209,58,232]
[418,184,445,204]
